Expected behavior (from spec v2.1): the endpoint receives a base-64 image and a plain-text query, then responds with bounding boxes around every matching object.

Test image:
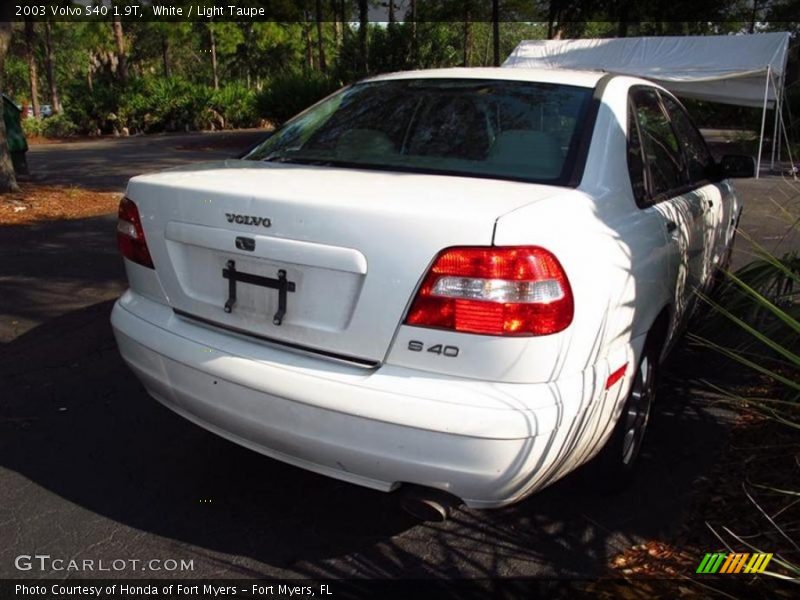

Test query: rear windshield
[244,79,594,184]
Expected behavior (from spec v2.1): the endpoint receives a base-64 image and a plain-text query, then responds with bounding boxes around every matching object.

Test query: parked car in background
[111,68,754,510]
[22,104,53,118]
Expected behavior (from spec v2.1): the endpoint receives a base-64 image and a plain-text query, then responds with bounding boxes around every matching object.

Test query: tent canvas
[503,33,792,176]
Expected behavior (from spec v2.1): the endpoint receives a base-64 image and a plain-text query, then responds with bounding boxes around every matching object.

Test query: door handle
[666,220,678,234]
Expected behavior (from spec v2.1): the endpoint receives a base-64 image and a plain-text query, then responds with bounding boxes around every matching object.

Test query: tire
[592,340,658,490]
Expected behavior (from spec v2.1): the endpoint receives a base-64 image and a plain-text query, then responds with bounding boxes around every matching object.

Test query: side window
[660,94,714,185]
[627,98,648,206]
[631,88,686,199]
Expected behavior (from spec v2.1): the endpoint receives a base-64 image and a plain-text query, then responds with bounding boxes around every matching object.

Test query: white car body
[111,68,742,508]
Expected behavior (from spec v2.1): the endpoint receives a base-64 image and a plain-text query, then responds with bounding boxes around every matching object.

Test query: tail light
[405,246,573,336]
[117,197,154,269]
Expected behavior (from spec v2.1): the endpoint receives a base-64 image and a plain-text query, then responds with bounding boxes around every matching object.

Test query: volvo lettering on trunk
[225,213,272,228]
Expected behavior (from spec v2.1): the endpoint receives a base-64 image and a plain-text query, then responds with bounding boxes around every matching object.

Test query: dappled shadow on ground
[0,297,733,578]
[0,214,125,342]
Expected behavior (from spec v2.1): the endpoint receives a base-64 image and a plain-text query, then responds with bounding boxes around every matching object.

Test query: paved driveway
[0,133,797,579]
[25,130,268,191]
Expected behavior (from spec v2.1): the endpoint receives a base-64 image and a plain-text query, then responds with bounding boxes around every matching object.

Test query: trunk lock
[235,236,256,252]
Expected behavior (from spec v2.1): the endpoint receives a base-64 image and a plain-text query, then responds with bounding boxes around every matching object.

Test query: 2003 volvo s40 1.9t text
[111,68,753,509]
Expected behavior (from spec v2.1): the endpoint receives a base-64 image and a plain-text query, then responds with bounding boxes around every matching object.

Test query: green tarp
[3,95,28,154]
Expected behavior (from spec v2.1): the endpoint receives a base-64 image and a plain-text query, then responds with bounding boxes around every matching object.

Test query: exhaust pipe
[398,485,463,522]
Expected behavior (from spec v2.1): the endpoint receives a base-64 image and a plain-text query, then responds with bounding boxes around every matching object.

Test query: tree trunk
[87,51,94,93]
[358,0,369,75]
[491,0,500,67]
[161,33,171,78]
[111,14,128,84]
[617,0,630,38]
[24,18,40,118]
[315,0,327,72]
[303,19,314,71]
[547,1,557,40]
[410,0,417,45]
[43,21,62,114]
[339,0,347,41]
[331,0,341,48]
[209,25,219,90]
[388,0,395,24]
[463,2,471,67]
[749,0,759,34]
[0,22,20,193]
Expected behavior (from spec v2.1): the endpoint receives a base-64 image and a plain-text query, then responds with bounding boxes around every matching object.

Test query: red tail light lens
[117,197,154,269]
[405,246,573,336]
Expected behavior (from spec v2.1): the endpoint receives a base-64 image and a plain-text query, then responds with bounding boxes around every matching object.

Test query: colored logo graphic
[696,552,773,574]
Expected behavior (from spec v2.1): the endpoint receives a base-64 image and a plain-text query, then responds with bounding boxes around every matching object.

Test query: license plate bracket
[222,259,296,325]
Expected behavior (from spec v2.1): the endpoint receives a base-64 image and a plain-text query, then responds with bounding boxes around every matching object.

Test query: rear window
[244,79,594,185]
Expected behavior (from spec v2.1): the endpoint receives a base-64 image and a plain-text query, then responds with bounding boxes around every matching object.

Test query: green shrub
[128,77,214,133]
[64,76,124,135]
[21,117,44,138]
[21,114,78,139]
[211,83,257,129]
[255,72,341,126]
[63,76,263,135]
[41,114,78,138]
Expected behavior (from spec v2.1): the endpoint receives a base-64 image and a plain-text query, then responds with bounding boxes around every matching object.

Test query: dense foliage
[3,1,799,138]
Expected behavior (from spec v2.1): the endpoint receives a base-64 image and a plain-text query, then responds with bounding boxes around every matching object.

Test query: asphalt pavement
[0,131,797,580]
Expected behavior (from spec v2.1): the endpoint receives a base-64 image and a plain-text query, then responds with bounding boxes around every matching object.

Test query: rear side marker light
[605,364,628,389]
[405,246,574,336]
[117,197,154,269]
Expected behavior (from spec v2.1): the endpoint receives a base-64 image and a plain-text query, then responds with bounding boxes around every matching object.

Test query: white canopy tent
[503,33,792,177]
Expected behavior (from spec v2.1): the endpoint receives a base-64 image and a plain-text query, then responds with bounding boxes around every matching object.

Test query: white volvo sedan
[111,68,752,509]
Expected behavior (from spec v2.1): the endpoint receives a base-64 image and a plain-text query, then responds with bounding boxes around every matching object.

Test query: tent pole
[777,95,797,180]
[770,75,780,171]
[756,65,771,180]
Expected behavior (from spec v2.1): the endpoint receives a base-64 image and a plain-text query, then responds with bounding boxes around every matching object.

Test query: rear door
[629,87,705,327]
[659,93,731,281]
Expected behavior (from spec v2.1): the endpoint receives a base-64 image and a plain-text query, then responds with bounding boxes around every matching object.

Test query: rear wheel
[593,341,657,489]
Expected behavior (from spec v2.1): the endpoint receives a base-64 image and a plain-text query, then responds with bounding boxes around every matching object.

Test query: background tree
[208,23,219,90]
[315,0,327,72]
[492,0,500,66]
[358,0,369,74]
[0,1,794,146]
[42,20,62,113]
[110,12,128,83]
[23,18,40,117]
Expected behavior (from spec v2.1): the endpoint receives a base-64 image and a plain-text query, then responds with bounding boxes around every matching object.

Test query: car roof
[363,67,606,89]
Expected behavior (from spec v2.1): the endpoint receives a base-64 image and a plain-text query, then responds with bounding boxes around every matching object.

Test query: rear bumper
[111,291,622,508]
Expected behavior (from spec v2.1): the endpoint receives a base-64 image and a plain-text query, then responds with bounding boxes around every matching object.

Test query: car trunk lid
[126,160,562,364]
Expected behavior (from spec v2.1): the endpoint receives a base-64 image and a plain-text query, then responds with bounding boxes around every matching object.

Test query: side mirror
[718,154,755,178]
